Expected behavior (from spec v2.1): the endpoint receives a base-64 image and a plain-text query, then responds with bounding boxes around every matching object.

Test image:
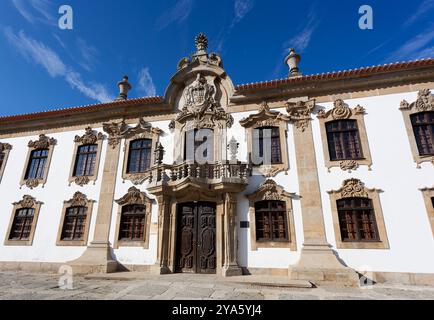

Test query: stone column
[69,138,121,274]
[222,192,242,276]
[286,100,359,287]
[153,194,172,274]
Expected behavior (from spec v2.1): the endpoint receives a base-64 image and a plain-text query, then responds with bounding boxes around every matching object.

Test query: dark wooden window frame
[8,208,35,241]
[326,120,364,161]
[337,197,380,242]
[127,139,153,174]
[60,206,88,241]
[254,200,289,242]
[25,149,49,180]
[118,204,147,241]
[410,111,434,156]
[73,144,98,177]
[253,126,282,165]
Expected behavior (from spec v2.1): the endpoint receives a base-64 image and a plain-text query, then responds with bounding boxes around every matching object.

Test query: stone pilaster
[286,100,360,287]
[68,140,121,274]
[222,192,242,276]
[152,194,172,274]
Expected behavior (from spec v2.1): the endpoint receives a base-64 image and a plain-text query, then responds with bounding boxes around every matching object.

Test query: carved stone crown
[247,179,296,201]
[74,127,104,145]
[64,192,93,207]
[400,89,434,112]
[115,187,152,206]
[103,118,161,149]
[0,142,12,152]
[327,178,381,199]
[317,99,365,120]
[240,101,290,128]
[13,195,42,208]
[28,134,56,149]
[195,33,208,52]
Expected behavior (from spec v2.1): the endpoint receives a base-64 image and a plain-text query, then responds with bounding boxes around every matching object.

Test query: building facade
[0,34,433,286]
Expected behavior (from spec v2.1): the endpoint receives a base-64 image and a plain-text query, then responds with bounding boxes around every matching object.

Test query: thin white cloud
[387,27,434,61]
[77,38,99,71]
[156,0,194,30]
[137,68,157,97]
[283,5,319,53]
[404,0,434,28]
[213,0,255,53]
[232,0,254,26]
[11,0,55,25]
[4,27,113,103]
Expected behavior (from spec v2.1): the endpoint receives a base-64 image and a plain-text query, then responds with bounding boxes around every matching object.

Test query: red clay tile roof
[235,58,434,91]
[1,58,433,123]
[0,96,164,122]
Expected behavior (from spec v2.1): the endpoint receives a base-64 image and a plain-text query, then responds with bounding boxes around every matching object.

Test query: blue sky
[0,0,433,116]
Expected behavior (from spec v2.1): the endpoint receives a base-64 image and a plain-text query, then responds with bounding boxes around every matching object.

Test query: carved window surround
[56,192,96,246]
[420,187,434,237]
[317,99,373,172]
[20,134,57,189]
[102,118,162,185]
[122,127,161,185]
[0,142,12,183]
[68,127,105,187]
[400,89,434,168]
[327,179,389,249]
[240,102,290,177]
[246,179,297,251]
[114,186,153,249]
[4,195,43,246]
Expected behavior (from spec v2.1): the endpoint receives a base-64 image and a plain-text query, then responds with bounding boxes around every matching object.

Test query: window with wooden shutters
[411,111,434,156]
[61,206,88,241]
[127,139,152,173]
[73,144,98,177]
[326,120,363,161]
[119,204,146,241]
[255,200,288,242]
[337,197,379,242]
[25,149,49,180]
[253,127,282,164]
[9,208,35,241]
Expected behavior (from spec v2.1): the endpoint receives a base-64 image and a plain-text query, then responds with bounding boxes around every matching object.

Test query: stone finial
[284,48,301,77]
[195,33,208,54]
[154,142,165,165]
[116,75,132,101]
[227,137,239,162]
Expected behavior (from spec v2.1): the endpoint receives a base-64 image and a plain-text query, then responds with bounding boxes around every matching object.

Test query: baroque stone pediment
[116,187,152,206]
[328,178,381,199]
[13,195,43,208]
[28,134,56,149]
[400,89,434,112]
[317,99,365,120]
[103,118,162,149]
[240,101,290,128]
[74,127,104,145]
[247,179,296,201]
[64,192,94,207]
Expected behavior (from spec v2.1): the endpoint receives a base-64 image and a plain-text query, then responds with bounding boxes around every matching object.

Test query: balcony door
[175,202,216,274]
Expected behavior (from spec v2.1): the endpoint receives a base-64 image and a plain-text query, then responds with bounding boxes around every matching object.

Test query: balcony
[147,161,251,193]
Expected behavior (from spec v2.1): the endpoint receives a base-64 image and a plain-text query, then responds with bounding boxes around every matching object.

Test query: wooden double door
[175,202,217,274]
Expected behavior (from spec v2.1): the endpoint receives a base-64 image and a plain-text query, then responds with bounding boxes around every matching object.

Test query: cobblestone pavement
[0,271,433,300]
